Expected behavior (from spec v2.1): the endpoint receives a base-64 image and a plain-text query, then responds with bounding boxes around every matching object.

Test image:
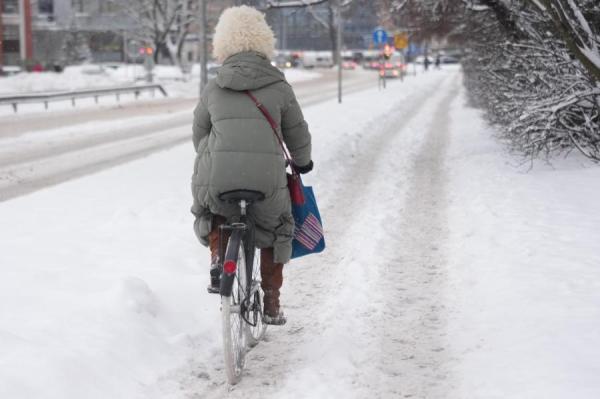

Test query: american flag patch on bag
[294,213,324,250]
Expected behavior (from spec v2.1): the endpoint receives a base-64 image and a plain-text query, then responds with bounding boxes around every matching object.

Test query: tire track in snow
[373,75,460,398]
[287,72,462,399]
[172,71,460,399]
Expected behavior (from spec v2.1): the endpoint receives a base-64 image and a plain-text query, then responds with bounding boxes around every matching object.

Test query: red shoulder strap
[244,90,296,170]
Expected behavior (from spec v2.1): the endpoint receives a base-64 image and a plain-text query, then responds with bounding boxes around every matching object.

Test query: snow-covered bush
[461,0,600,161]
[381,0,600,161]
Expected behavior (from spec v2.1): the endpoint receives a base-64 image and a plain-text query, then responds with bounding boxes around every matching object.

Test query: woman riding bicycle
[191,6,313,326]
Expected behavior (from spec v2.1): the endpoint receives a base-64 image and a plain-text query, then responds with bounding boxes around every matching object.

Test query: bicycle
[215,189,268,385]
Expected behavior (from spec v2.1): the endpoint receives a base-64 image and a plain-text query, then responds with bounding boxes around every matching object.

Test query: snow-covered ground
[1,65,599,398]
[0,65,321,116]
[445,94,600,398]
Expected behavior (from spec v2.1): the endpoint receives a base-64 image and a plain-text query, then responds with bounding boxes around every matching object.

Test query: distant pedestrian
[424,56,431,71]
[435,54,441,69]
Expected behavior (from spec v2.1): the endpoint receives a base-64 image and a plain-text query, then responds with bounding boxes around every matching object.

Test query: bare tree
[267,0,354,64]
[266,0,330,7]
[108,0,197,67]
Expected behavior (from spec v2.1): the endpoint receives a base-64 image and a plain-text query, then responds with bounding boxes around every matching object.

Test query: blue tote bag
[291,182,325,259]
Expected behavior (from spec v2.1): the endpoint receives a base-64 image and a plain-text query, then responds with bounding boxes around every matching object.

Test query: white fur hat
[212,6,276,62]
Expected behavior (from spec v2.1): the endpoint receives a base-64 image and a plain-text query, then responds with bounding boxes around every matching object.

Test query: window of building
[3,39,20,53]
[3,24,18,40]
[99,1,120,14]
[3,0,19,14]
[72,0,84,13]
[39,0,54,14]
[2,25,20,52]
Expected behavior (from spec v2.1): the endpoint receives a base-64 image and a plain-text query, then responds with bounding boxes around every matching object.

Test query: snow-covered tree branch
[380,0,599,161]
[526,0,600,81]
[266,0,353,7]
[460,0,600,161]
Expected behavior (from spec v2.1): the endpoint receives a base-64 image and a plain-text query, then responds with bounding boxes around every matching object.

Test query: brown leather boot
[260,248,286,325]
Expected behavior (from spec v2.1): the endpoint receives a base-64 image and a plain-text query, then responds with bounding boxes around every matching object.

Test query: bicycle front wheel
[221,240,248,385]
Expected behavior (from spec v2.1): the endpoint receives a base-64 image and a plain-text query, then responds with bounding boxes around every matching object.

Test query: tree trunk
[528,0,600,82]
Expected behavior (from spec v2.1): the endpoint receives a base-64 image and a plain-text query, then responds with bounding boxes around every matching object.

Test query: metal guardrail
[0,84,168,113]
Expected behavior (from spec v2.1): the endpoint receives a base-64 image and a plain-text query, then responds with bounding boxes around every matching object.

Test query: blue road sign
[372,28,388,46]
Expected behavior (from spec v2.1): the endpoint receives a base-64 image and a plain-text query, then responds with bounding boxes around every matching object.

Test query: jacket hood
[216,51,285,91]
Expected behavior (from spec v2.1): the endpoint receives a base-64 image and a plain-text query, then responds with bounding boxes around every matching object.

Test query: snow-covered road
[2,65,600,399]
[0,69,376,201]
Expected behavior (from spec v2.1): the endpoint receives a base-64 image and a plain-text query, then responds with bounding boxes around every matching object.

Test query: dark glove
[294,160,313,175]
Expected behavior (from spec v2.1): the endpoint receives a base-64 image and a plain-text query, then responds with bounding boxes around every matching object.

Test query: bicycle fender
[220,229,243,297]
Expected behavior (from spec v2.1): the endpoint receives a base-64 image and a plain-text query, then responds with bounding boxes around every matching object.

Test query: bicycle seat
[218,190,265,204]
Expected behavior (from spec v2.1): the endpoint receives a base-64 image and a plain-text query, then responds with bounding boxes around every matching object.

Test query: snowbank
[0,64,321,96]
[0,65,321,116]
[282,68,320,83]
[446,87,600,398]
[0,72,417,398]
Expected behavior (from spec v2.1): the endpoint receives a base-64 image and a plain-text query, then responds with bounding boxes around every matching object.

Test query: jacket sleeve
[281,86,312,167]
[192,93,211,150]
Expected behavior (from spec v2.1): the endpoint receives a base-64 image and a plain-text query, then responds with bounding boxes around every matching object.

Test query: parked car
[414,55,433,65]
[272,54,293,69]
[440,55,459,64]
[0,65,23,76]
[342,60,357,70]
[363,60,381,70]
[301,52,334,68]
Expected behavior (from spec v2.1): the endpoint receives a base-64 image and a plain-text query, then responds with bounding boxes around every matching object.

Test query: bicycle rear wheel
[221,239,248,385]
[246,245,266,347]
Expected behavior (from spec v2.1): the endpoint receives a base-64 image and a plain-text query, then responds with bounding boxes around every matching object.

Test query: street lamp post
[0,0,4,67]
[198,0,208,96]
[335,0,342,104]
[18,0,33,66]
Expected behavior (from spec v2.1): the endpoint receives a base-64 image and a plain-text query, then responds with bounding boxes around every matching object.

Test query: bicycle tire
[246,243,266,347]
[221,239,248,385]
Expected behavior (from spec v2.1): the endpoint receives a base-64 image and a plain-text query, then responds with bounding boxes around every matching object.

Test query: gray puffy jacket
[191,51,312,263]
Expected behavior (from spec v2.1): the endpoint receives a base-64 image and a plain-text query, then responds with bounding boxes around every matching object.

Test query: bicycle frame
[218,199,258,300]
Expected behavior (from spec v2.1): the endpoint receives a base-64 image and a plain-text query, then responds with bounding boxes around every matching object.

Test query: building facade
[1,0,381,69]
[266,1,379,52]
[1,0,243,69]
[1,0,139,68]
